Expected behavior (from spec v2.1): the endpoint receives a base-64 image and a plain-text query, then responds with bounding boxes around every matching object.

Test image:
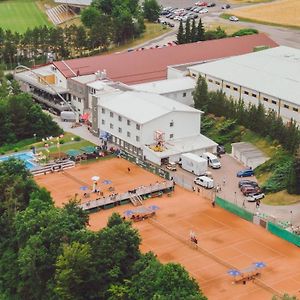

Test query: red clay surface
[35,158,300,300]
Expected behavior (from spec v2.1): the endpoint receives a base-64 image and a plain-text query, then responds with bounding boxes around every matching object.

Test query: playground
[35,158,300,299]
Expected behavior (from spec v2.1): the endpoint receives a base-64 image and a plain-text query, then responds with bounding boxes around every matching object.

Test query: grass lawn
[204,22,246,35]
[263,190,300,206]
[0,0,51,33]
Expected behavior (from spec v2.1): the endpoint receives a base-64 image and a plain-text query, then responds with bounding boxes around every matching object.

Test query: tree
[191,19,197,43]
[55,242,94,300]
[177,20,185,44]
[81,7,101,28]
[143,0,161,22]
[196,18,205,41]
[185,19,191,43]
[287,150,300,194]
[193,75,209,111]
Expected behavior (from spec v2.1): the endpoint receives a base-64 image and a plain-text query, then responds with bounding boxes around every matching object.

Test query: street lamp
[290,210,293,226]
[234,191,237,205]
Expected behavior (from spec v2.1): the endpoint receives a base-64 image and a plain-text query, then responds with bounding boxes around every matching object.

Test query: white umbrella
[91,176,100,181]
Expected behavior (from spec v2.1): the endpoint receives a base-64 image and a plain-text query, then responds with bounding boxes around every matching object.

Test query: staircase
[46,5,75,25]
[129,194,143,206]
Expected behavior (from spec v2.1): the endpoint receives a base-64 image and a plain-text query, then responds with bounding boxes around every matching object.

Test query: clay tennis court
[35,158,300,299]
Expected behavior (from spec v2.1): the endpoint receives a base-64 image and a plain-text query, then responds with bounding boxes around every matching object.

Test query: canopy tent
[80,146,96,154]
[65,149,82,157]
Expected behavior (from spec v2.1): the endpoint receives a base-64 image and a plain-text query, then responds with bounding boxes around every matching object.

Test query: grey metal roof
[54,0,91,6]
[189,46,300,106]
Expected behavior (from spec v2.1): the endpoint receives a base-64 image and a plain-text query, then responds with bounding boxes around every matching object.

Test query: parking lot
[168,154,300,225]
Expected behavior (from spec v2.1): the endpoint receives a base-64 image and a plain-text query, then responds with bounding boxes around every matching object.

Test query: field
[35,158,300,299]
[0,0,50,33]
[230,0,300,28]
[228,0,274,3]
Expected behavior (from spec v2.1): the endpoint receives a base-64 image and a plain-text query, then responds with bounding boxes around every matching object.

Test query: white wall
[70,95,84,114]
[163,89,194,106]
[141,111,201,146]
[142,146,162,165]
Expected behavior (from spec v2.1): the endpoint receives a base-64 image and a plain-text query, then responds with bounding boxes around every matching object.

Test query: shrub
[232,28,258,37]
[59,140,65,144]
[74,136,81,142]
[14,147,19,152]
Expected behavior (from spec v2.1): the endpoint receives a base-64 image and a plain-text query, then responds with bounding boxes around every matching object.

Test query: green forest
[0,159,207,300]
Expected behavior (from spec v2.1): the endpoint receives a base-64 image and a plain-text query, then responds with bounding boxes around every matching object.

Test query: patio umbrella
[148,205,160,211]
[123,210,134,217]
[253,262,266,269]
[227,269,241,276]
[102,179,112,185]
[91,176,100,181]
[80,186,89,191]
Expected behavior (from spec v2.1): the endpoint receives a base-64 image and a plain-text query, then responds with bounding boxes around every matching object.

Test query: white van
[194,176,214,189]
[202,152,221,169]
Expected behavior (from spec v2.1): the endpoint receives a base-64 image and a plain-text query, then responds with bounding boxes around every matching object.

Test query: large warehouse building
[188,46,300,125]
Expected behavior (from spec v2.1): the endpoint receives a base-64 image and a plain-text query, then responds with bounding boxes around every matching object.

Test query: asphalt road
[155,0,300,49]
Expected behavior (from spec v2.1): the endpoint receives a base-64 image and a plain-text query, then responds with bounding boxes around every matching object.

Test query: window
[252,93,257,98]
[170,120,174,127]
[225,84,230,89]
[136,136,140,142]
[284,104,289,109]
[102,108,105,114]
[73,95,76,100]
[191,73,196,78]
[183,92,186,97]
[272,100,277,105]
[127,131,131,137]
[78,98,81,103]
[215,81,220,85]
[208,79,213,83]
[169,134,174,139]
[118,116,122,122]
[244,91,249,95]
[136,124,140,130]
[118,127,122,133]
[110,112,114,118]
[263,97,268,102]
[293,107,298,112]
[101,119,105,125]
[233,87,238,91]
[110,123,113,129]
[127,119,131,126]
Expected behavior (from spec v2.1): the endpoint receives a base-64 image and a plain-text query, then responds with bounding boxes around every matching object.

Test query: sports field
[0,0,51,33]
[231,0,300,28]
[35,158,300,299]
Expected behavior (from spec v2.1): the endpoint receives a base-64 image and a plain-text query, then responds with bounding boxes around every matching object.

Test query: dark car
[238,180,259,189]
[221,4,231,9]
[237,169,254,177]
[207,2,216,7]
[217,144,225,155]
[241,186,261,196]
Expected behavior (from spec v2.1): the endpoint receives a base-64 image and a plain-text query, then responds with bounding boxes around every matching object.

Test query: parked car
[221,4,231,9]
[229,16,239,22]
[217,144,226,155]
[207,2,216,7]
[194,176,214,189]
[241,186,261,196]
[196,1,208,6]
[237,169,254,177]
[246,192,265,202]
[166,162,177,171]
[238,180,259,189]
[199,8,208,14]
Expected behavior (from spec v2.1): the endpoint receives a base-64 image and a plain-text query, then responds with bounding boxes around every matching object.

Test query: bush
[232,28,258,37]
[59,140,65,144]
[74,136,81,142]
[14,147,19,152]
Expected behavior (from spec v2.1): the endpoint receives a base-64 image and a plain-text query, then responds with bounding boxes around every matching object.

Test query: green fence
[120,151,170,180]
[267,222,300,247]
[215,196,253,222]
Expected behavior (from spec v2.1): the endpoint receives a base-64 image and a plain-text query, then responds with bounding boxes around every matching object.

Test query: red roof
[53,33,278,85]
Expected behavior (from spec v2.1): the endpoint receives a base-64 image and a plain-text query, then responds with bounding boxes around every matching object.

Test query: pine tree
[185,19,191,43]
[191,19,197,43]
[192,75,209,110]
[197,18,205,41]
[177,20,185,44]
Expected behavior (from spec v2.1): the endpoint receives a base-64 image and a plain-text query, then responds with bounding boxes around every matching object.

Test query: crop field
[231,0,300,28]
[0,0,50,33]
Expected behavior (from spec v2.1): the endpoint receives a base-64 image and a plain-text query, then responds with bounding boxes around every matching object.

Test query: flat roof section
[53,34,278,85]
[189,46,300,106]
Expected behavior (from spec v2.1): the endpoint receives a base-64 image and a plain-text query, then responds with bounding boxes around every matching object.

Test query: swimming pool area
[0,151,38,170]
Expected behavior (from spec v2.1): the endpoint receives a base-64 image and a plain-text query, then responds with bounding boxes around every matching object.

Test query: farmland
[231,0,300,28]
[0,0,51,33]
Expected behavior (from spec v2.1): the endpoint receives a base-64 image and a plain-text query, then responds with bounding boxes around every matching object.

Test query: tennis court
[35,158,300,299]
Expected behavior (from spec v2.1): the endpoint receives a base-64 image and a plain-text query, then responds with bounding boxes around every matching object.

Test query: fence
[120,151,170,180]
[215,196,254,222]
[267,222,300,247]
